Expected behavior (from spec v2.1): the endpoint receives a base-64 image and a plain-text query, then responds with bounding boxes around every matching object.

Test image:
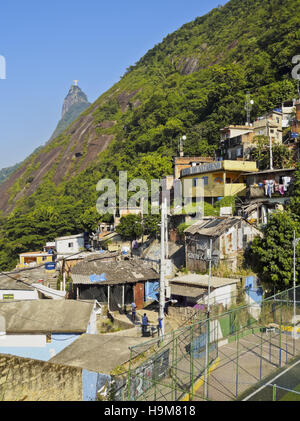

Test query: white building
[0,300,100,361]
[55,233,86,259]
[0,276,39,301]
[170,274,240,308]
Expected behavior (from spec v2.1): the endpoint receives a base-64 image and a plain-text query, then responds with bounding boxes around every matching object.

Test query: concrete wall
[0,333,81,361]
[0,353,82,401]
[0,289,39,300]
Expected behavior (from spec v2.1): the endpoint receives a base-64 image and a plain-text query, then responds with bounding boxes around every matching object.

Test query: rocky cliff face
[61,84,89,118]
[49,84,91,142]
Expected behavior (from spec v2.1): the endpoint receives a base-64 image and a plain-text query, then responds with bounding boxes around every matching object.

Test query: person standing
[131,302,137,323]
[142,313,149,337]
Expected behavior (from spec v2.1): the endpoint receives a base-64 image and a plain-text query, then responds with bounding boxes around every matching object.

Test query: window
[68,242,73,248]
[193,178,198,187]
[202,176,208,186]
[226,178,231,184]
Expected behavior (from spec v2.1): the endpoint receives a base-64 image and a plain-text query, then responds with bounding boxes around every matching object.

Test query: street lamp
[293,231,300,340]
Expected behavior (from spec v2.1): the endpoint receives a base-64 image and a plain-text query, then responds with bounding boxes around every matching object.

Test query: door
[134,282,144,309]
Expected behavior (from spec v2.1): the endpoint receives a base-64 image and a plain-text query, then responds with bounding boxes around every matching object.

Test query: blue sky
[0,0,227,169]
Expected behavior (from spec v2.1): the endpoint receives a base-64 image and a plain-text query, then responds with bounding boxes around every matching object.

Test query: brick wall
[0,353,82,401]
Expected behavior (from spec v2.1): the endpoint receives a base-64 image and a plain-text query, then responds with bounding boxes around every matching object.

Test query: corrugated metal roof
[71,260,159,285]
[184,217,241,237]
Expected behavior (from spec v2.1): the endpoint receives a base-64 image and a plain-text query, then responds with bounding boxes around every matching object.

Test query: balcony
[191,183,247,198]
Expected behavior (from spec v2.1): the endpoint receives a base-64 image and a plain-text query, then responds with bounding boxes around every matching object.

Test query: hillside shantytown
[0,0,300,403]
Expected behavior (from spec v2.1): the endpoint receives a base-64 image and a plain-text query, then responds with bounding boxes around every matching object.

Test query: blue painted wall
[245,276,263,304]
[82,369,111,401]
[145,280,159,301]
[0,333,81,361]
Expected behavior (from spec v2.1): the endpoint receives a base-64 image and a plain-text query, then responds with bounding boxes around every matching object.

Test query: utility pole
[165,205,169,260]
[204,238,212,400]
[159,196,167,338]
[245,91,254,126]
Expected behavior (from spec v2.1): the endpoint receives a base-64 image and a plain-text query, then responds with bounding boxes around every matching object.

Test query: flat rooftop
[170,274,241,289]
[0,300,95,334]
[49,333,148,374]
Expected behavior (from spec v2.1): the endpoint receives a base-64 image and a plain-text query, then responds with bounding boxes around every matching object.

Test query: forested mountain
[0,0,299,270]
[0,163,20,185]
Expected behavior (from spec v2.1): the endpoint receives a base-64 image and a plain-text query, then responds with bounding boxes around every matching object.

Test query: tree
[246,211,300,293]
[289,162,300,221]
[115,214,143,243]
[143,214,160,238]
[250,135,293,170]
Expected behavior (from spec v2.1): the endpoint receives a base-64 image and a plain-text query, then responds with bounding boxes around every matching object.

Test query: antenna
[244,91,254,126]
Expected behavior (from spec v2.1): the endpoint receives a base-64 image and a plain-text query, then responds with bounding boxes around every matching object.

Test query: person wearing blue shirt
[142,313,149,336]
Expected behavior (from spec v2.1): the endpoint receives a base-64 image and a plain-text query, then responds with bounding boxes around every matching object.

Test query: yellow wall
[184,171,247,198]
[17,254,53,269]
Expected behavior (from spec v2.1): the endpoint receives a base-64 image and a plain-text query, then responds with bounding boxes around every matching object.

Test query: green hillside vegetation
[0,163,20,185]
[0,0,299,270]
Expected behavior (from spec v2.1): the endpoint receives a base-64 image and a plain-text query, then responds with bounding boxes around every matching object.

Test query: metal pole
[260,327,263,380]
[273,384,277,402]
[293,231,296,344]
[190,324,194,401]
[165,206,169,260]
[172,331,175,401]
[128,347,133,401]
[279,301,282,368]
[159,197,166,338]
[286,289,289,364]
[267,116,273,171]
[204,238,212,400]
[175,336,178,400]
[236,310,239,399]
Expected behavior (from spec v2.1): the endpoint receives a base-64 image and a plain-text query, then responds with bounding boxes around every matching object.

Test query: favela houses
[0,0,300,406]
